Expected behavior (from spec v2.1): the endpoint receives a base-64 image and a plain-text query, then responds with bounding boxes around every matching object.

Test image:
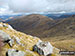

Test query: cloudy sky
[0,0,75,14]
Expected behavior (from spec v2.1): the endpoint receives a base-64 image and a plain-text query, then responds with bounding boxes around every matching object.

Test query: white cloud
[0,0,13,14]
[0,7,13,14]
[8,0,49,12]
[0,0,75,13]
[0,5,13,14]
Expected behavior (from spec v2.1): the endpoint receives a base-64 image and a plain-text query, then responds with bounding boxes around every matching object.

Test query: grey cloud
[0,0,75,13]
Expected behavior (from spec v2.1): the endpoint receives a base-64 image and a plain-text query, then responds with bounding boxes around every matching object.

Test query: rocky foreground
[0,22,61,56]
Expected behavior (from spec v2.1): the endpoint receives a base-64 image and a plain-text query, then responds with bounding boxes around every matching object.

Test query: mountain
[8,14,75,38]
[43,12,75,19]
[6,14,75,52]
[42,16,75,37]
[8,14,55,38]
[0,14,23,22]
[0,22,61,56]
[1,12,75,22]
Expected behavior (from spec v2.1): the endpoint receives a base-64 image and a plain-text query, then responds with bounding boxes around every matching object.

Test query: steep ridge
[0,22,61,56]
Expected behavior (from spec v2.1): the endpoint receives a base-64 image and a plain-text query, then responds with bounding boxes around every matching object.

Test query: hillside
[8,14,55,37]
[8,14,75,38]
[42,16,75,37]
[42,34,75,51]
[41,16,75,51]
[7,15,75,52]
[0,22,61,56]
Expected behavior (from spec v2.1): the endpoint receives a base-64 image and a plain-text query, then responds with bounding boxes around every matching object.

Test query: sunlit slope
[42,34,75,51]
[0,22,40,56]
[0,22,61,56]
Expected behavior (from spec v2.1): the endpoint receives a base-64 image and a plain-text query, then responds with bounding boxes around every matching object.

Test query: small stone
[13,36,21,44]
[8,39,14,47]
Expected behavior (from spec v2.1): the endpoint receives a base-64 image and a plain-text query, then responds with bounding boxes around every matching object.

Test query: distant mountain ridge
[43,12,75,19]
[0,12,75,22]
[0,14,23,22]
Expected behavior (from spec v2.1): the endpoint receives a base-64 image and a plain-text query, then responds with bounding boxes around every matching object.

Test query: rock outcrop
[6,49,25,56]
[0,30,11,42]
[33,41,53,56]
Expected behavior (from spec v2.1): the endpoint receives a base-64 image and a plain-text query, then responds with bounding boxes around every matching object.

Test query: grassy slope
[42,34,75,51]
[41,17,75,37]
[41,17,75,51]
[0,22,61,56]
[0,22,40,56]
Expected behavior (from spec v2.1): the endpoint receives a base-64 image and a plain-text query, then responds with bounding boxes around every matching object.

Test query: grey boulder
[6,49,25,56]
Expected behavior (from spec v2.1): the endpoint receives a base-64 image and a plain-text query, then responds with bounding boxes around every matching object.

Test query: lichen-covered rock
[33,41,53,56]
[7,25,14,30]
[0,30,14,47]
[0,30,11,42]
[6,49,25,56]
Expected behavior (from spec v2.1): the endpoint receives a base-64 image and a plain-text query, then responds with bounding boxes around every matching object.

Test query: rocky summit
[0,22,61,56]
